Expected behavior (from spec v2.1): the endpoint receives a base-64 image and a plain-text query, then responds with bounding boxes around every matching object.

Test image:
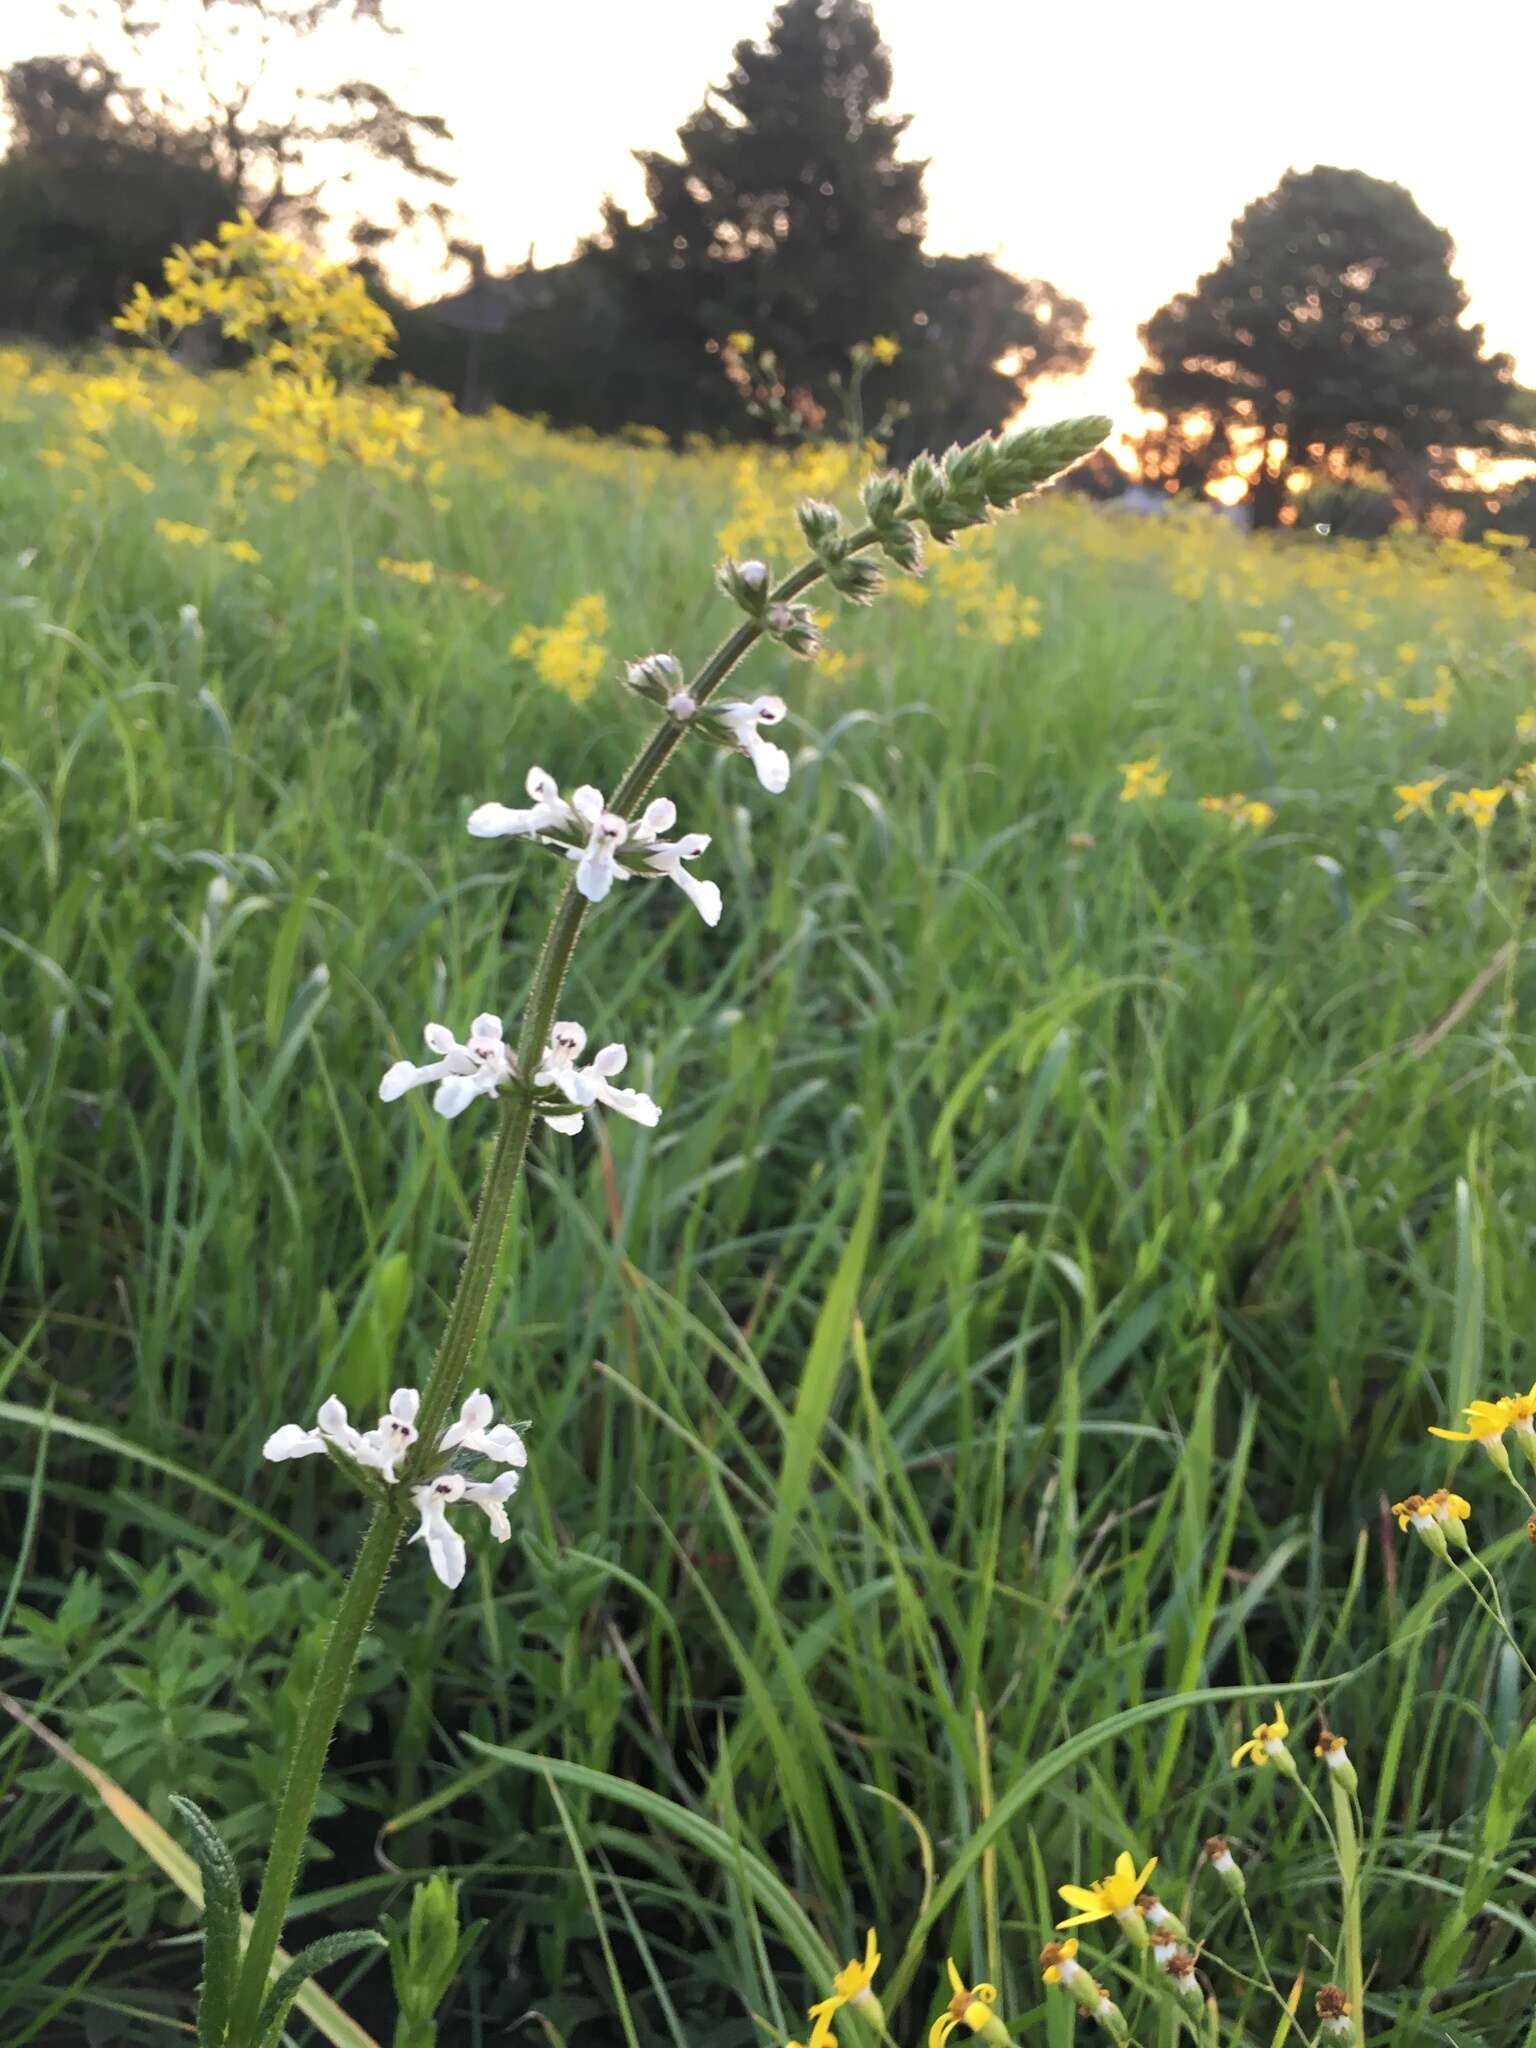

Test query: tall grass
[4,351,1536,2044]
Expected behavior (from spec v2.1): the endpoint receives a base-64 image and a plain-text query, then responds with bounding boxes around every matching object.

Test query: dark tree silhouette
[572,0,1086,445]
[0,57,236,344]
[1134,166,1519,528]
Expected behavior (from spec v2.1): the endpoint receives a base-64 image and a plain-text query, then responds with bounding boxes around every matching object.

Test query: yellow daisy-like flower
[807,1930,881,2038]
[1040,1937,1081,1986]
[870,334,901,364]
[928,1957,999,2046]
[1446,785,1506,831]
[1393,777,1444,820]
[1057,1850,1158,1928]
[725,330,754,354]
[1429,1397,1514,1473]
[1391,1493,1431,1532]
[1119,756,1168,802]
[1231,1700,1290,1769]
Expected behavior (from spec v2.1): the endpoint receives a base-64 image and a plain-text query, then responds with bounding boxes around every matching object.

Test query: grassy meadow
[6,342,1536,2045]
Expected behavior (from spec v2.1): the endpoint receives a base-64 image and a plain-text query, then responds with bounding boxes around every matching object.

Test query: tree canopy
[558,0,1087,447]
[1134,165,1519,527]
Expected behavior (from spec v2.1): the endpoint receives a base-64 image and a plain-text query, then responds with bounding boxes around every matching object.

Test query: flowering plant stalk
[163,411,1111,2045]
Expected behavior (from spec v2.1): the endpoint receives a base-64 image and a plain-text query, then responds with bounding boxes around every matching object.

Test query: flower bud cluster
[714,557,823,655]
[861,471,923,571]
[796,498,886,604]
[907,416,1112,544]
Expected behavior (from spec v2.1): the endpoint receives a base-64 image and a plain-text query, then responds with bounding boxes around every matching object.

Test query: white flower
[379,1013,512,1120]
[261,1388,420,1483]
[575,1042,662,1127]
[625,798,722,925]
[358,1386,421,1483]
[262,1393,360,1464]
[410,1468,522,1589]
[569,785,629,902]
[534,1022,661,1133]
[715,695,790,793]
[439,1388,528,1467]
[466,766,573,840]
[265,1384,528,1590]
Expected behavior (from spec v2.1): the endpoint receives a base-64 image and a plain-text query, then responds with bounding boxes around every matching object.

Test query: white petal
[678,871,723,926]
[542,1110,585,1135]
[526,766,560,804]
[478,1423,528,1467]
[669,833,710,859]
[469,1013,502,1045]
[434,1069,499,1118]
[263,1424,323,1461]
[749,738,791,793]
[380,1059,429,1102]
[590,1043,628,1078]
[423,1023,457,1055]
[597,1082,661,1128]
[550,1022,587,1060]
[575,847,619,903]
[571,784,606,826]
[424,1513,466,1589]
[466,801,535,838]
[750,694,787,725]
[316,1397,353,1439]
[389,1387,421,1426]
[637,797,675,837]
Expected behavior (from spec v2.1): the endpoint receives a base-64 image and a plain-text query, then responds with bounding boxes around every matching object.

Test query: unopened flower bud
[764,601,822,659]
[1203,1837,1245,1898]
[1163,1949,1203,2015]
[1314,1731,1359,1796]
[796,498,843,553]
[666,689,697,722]
[716,558,770,616]
[861,471,904,524]
[828,555,884,605]
[1095,1995,1129,2041]
[625,651,684,703]
[1138,1893,1191,1944]
[1315,1984,1352,2040]
[877,520,923,572]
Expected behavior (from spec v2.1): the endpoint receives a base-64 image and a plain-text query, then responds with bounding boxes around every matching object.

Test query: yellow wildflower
[1231,1700,1295,1772]
[1429,1396,1515,1471]
[869,335,901,364]
[1201,792,1274,829]
[1039,1938,1082,1987]
[154,518,211,548]
[1428,1489,1474,1548]
[807,1929,882,2038]
[377,556,435,585]
[1483,530,1526,550]
[1393,777,1443,820]
[1446,786,1506,831]
[1119,756,1168,802]
[223,538,261,565]
[1057,1849,1157,1929]
[1279,698,1304,721]
[929,1957,999,2046]
[725,331,754,354]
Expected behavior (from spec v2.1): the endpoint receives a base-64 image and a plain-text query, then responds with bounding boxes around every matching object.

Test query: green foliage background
[4,381,1536,2045]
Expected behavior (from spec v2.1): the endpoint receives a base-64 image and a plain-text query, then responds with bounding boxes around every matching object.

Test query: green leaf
[764,1139,884,1597]
[334,1253,413,1415]
[253,1931,386,2048]
[169,1795,241,2048]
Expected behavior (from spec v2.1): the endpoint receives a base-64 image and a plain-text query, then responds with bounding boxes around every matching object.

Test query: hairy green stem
[228,536,876,2039]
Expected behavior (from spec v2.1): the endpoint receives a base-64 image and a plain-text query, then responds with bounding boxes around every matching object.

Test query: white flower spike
[439,1389,529,1466]
[379,1013,512,1120]
[714,695,791,793]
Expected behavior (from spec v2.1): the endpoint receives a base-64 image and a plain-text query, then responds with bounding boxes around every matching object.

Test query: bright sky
[5,0,1534,438]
